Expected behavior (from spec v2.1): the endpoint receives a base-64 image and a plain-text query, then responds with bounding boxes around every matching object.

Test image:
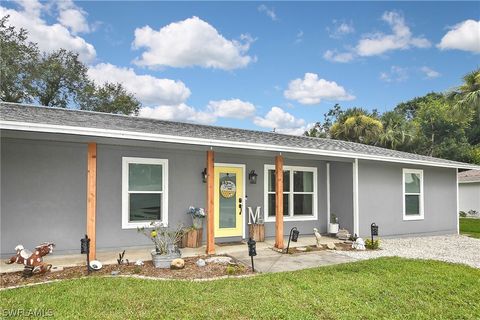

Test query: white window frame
[402,168,424,221]
[264,165,318,222]
[122,157,169,229]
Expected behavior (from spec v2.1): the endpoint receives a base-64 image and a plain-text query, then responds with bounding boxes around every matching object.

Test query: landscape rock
[205,256,232,265]
[134,260,144,266]
[297,247,307,252]
[170,258,185,270]
[326,243,336,250]
[111,270,120,276]
[196,258,206,267]
[336,229,351,241]
[50,266,63,273]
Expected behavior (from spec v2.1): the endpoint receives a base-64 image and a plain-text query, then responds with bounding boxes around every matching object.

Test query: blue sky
[2,1,479,134]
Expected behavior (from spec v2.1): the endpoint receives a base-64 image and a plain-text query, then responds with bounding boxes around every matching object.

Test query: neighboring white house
[458,170,480,214]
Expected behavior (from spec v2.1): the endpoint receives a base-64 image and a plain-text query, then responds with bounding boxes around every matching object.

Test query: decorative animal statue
[352,238,366,251]
[313,228,322,248]
[5,242,55,276]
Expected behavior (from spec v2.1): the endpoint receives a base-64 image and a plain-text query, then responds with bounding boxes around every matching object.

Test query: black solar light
[202,168,207,183]
[247,237,257,272]
[81,234,91,274]
[285,227,299,254]
[371,223,379,243]
[248,170,258,184]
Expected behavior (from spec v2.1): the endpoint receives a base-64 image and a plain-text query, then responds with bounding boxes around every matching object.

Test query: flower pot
[151,250,181,269]
[328,223,339,234]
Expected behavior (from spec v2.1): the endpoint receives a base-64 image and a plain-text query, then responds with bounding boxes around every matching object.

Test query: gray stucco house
[458,170,480,214]
[1,102,479,257]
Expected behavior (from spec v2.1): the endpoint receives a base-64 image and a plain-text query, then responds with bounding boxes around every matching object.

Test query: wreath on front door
[220,180,236,198]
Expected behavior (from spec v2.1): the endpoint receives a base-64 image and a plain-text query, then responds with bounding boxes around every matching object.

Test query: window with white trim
[122,157,168,229]
[264,165,317,221]
[402,168,424,220]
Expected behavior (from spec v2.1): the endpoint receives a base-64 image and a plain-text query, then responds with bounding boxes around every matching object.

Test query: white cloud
[356,11,430,56]
[284,73,355,105]
[420,66,441,79]
[0,0,96,62]
[207,99,256,119]
[380,66,408,82]
[87,63,191,106]
[56,0,90,34]
[295,30,304,44]
[132,16,254,70]
[139,104,215,125]
[323,50,355,63]
[324,11,430,63]
[257,4,277,21]
[254,107,312,135]
[437,20,480,53]
[328,20,355,39]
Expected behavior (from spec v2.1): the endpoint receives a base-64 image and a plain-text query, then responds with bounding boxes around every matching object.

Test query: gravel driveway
[334,234,480,268]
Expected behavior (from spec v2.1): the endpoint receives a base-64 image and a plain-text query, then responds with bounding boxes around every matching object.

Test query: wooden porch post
[87,143,97,260]
[206,150,215,254]
[275,155,284,249]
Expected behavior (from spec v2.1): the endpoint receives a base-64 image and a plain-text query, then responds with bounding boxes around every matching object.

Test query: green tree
[394,92,444,120]
[378,111,414,150]
[78,82,141,115]
[31,49,89,108]
[0,15,39,103]
[449,68,480,115]
[413,95,473,161]
[330,108,383,144]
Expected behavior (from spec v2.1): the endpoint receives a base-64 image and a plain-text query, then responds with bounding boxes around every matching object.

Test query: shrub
[459,211,467,218]
[365,239,380,250]
[468,210,479,216]
[133,266,142,274]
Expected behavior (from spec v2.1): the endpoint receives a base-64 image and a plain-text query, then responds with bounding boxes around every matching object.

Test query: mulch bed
[1,255,252,288]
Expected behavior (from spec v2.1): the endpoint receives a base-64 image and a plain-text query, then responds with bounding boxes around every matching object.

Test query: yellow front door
[214,165,243,237]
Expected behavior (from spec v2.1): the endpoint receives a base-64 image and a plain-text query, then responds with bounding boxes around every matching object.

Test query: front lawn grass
[1,257,479,319]
[460,217,480,238]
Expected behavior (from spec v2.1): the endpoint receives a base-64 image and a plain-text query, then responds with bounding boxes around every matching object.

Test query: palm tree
[449,68,480,117]
[378,111,413,150]
[330,108,383,144]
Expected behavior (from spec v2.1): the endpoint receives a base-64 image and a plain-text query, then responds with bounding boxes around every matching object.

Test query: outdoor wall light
[248,170,258,184]
[202,168,207,183]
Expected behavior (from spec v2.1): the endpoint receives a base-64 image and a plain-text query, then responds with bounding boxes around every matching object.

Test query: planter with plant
[329,214,339,234]
[183,206,206,248]
[137,222,184,268]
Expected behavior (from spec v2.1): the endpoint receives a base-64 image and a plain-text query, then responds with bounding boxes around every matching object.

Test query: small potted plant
[329,214,339,234]
[184,206,206,248]
[137,222,184,268]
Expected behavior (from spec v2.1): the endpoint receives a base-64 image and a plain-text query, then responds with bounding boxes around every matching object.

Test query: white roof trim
[1,120,479,170]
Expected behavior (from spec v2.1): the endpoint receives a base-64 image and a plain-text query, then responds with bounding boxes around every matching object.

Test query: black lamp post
[248,170,258,184]
[247,237,257,272]
[80,234,91,274]
[285,227,300,254]
[370,223,379,243]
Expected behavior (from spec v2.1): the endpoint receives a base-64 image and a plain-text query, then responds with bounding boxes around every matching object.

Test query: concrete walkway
[1,235,355,274]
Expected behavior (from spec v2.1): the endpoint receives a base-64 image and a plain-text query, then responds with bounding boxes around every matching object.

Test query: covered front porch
[1,131,358,260]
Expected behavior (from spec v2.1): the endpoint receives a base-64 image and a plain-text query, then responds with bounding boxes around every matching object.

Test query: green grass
[1,257,479,319]
[460,217,480,238]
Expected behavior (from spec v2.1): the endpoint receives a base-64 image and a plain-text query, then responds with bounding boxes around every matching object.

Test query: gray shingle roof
[459,170,480,182]
[1,102,479,169]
